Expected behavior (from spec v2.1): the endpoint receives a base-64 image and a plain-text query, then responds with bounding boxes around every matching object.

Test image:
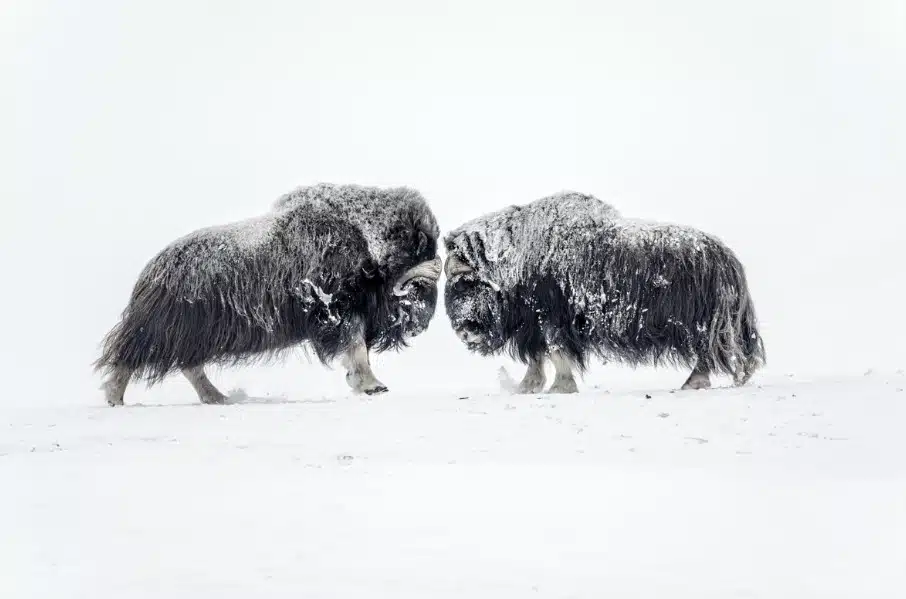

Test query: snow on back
[609,217,712,254]
[140,212,281,296]
[445,191,621,289]
[275,182,438,267]
[202,213,279,249]
[445,191,733,294]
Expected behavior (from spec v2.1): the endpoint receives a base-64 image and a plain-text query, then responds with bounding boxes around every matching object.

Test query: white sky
[2,0,904,403]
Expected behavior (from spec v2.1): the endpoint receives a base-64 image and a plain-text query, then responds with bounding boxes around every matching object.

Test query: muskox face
[371,204,443,339]
[390,276,439,339]
[386,227,442,340]
[443,254,506,354]
[384,217,439,284]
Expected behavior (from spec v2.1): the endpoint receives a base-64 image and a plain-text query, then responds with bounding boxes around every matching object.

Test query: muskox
[95,183,442,405]
[443,191,765,393]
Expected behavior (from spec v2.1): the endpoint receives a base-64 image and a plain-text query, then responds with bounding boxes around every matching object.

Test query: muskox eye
[573,314,589,331]
[452,278,470,292]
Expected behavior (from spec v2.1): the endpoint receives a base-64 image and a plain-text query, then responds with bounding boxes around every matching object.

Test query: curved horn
[392,256,442,296]
[444,254,473,278]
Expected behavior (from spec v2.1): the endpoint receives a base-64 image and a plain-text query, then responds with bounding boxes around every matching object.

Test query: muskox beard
[392,280,438,339]
[444,281,506,355]
[365,279,439,351]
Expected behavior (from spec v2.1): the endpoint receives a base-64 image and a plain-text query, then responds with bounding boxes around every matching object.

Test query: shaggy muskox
[443,191,765,393]
[96,183,442,405]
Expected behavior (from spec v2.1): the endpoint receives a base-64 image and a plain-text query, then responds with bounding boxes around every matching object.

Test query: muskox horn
[444,254,473,278]
[392,256,442,296]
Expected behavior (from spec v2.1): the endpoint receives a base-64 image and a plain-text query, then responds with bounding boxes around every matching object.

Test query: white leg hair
[548,351,579,394]
[681,361,712,391]
[182,365,228,404]
[515,356,547,394]
[341,336,388,395]
[102,366,132,407]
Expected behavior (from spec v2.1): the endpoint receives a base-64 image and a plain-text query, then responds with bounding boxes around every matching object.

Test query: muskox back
[274,183,440,276]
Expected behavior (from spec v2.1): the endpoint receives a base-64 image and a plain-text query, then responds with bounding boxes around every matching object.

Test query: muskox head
[443,253,507,354]
[388,253,442,339]
[370,204,443,342]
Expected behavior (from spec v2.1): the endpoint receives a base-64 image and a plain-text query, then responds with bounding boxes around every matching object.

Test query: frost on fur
[444,191,766,387]
[95,183,441,388]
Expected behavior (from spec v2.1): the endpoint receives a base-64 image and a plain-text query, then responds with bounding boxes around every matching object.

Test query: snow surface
[3,372,905,598]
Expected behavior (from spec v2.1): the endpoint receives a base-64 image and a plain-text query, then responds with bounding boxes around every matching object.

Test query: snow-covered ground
[3,372,904,598]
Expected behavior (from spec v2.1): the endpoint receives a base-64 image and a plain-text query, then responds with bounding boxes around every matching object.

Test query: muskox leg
[341,337,388,396]
[681,361,712,391]
[548,351,579,394]
[515,356,547,394]
[182,365,228,404]
[101,366,132,407]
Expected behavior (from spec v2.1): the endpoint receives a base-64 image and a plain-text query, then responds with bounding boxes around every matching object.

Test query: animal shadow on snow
[126,389,336,408]
[224,388,336,405]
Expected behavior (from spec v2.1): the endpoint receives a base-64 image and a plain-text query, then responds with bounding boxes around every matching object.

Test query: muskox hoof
[548,376,579,394]
[510,359,547,394]
[680,376,712,391]
[346,371,389,396]
[102,385,125,407]
[517,377,546,394]
[199,391,228,405]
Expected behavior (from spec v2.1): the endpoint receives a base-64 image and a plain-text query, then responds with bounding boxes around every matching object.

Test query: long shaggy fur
[96,183,440,384]
[444,191,766,385]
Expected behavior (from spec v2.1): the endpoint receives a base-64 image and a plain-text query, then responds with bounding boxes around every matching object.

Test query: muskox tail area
[704,251,766,386]
[95,268,360,386]
[93,282,184,385]
[93,279,298,386]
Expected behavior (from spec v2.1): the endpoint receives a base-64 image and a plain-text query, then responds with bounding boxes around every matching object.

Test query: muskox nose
[458,329,482,344]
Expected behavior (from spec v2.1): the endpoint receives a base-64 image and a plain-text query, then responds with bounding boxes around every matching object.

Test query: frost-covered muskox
[443,191,765,393]
[95,183,442,406]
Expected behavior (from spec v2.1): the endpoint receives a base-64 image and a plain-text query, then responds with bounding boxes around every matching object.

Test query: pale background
[2,0,904,405]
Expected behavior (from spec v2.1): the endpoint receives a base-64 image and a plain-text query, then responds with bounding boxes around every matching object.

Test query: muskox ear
[444,254,473,278]
[417,231,428,254]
